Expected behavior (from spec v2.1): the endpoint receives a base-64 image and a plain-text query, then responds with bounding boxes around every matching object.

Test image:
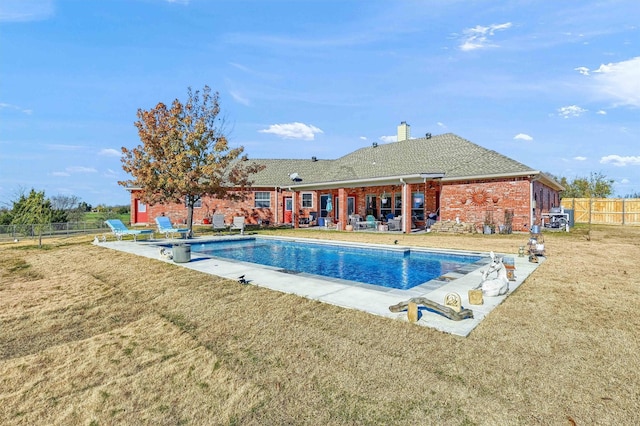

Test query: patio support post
[292,191,298,229]
[401,179,411,233]
[338,187,347,231]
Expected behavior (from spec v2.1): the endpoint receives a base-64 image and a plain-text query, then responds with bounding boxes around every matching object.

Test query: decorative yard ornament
[159,247,173,260]
[476,251,509,296]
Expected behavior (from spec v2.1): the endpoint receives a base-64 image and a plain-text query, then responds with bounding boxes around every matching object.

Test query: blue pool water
[189,238,482,290]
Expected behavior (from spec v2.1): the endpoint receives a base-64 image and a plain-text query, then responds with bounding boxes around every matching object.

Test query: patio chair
[105,219,153,242]
[366,215,377,229]
[155,216,190,239]
[212,214,228,233]
[230,216,245,234]
[350,214,365,230]
[387,217,401,231]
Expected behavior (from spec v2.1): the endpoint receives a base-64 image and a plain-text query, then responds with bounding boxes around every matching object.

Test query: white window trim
[254,191,271,208]
[301,192,314,208]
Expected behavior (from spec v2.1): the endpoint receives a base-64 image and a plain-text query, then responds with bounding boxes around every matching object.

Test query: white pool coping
[96,235,541,337]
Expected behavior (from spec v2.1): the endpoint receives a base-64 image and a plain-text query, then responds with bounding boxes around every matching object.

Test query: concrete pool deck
[96,235,541,337]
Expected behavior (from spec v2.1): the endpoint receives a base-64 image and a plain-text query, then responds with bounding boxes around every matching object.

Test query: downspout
[275,187,279,225]
[530,180,534,230]
[400,178,407,233]
[529,175,541,230]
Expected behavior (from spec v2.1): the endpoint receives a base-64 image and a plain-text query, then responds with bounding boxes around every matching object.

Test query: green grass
[83,211,130,224]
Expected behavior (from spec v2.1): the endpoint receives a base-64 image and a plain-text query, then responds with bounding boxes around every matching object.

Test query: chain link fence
[0,221,111,242]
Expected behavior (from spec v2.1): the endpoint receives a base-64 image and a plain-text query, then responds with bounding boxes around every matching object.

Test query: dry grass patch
[1,227,639,424]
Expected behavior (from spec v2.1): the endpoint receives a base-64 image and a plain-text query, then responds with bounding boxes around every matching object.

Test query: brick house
[127,124,563,233]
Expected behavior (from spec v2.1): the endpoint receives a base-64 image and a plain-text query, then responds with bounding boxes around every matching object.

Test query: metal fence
[560,198,640,226]
[0,221,110,242]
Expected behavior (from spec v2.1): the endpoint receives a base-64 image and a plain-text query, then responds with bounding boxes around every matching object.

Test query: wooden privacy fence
[561,198,640,226]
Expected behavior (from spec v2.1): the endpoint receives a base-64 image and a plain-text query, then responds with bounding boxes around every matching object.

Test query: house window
[185,196,202,208]
[380,193,392,219]
[394,193,402,217]
[347,196,355,216]
[365,194,377,218]
[301,192,313,208]
[412,192,424,221]
[254,191,271,208]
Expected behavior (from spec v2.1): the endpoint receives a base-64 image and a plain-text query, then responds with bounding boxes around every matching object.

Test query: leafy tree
[115,205,130,215]
[11,189,54,247]
[557,172,613,199]
[119,86,264,235]
[0,208,12,225]
[78,201,92,212]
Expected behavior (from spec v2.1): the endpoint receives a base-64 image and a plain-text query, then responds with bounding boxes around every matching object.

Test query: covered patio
[285,173,445,234]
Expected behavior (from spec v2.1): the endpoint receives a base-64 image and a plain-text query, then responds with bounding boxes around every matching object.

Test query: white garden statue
[477,251,509,296]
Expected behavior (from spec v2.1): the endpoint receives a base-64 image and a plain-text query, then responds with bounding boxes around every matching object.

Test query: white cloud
[0,0,54,22]
[620,178,630,184]
[359,136,367,141]
[574,156,587,161]
[597,110,607,115]
[51,171,70,177]
[459,22,512,51]
[437,122,447,129]
[514,133,533,141]
[600,155,640,167]
[259,122,323,140]
[558,105,587,118]
[47,144,83,151]
[0,102,32,114]
[380,135,397,143]
[66,166,97,173]
[574,66,590,76]
[229,90,250,106]
[99,148,121,157]
[589,57,640,107]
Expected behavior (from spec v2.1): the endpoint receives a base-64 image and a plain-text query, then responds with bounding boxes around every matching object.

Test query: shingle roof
[249,133,541,187]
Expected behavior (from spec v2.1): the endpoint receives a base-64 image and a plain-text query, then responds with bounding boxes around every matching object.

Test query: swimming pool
[189,238,483,290]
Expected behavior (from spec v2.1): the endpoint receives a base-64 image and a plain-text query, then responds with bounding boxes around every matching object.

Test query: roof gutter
[442,171,564,191]
[285,173,445,190]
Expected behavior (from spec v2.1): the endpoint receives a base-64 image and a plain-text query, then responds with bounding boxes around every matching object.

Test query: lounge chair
[212,214,228,233]
[155,216,190,239]
[105,219,153,242]
[230,216,245,234]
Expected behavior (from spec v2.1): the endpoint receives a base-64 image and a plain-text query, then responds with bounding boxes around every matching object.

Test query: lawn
[1,225,638,425]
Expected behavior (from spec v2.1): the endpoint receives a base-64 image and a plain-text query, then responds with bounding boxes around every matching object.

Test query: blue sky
[1,0,639,207]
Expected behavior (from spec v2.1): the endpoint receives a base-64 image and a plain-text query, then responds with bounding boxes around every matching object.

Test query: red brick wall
[129,178,559,232]
[130,189,277,226]
[441,178,533,231]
